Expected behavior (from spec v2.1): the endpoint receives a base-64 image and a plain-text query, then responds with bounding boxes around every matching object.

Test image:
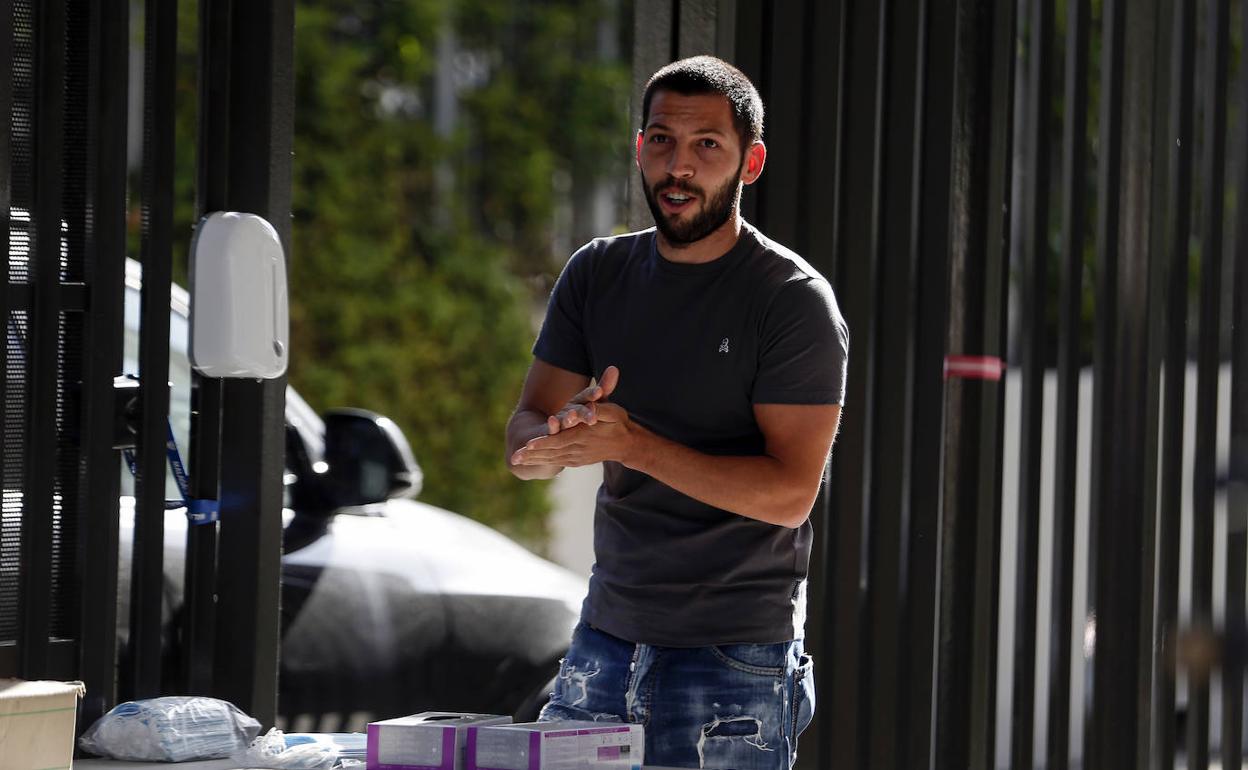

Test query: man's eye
[649,135,669,143]
[700,139,719,148]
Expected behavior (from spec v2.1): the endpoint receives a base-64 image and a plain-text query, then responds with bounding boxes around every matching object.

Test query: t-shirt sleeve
[752,277,850,405]
[532,241,595,377]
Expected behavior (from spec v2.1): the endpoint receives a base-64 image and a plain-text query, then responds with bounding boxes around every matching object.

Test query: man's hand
[512,401,637,468]
[546,366,620,434]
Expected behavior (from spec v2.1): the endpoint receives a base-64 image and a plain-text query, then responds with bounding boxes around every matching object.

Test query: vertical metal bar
[1087,0,1170,764]
[732,0,763,225]
[181,0,231,698]
[756,1,805,249]
[1223,2,1248,762]
[76,0,128,726]
[128,0,176,700]
[791,0,837,766]
[793,2,846,767]
[903,0,956,766]
[18,0,66,679]
[1188,0,1229,766]
[1083,0,1124,759]
[676,0,716,58]
[1010,2,1053,768]
[1046,1,1088,767]
[1155,0,1196,764]
[865,0,925,766]
[714,0,736,60]
[0,0,13,673]
[933,0,1016,767]
[1226,0,1248,753]
[627,0,674,231]
[210,0,293,726]
[827,1,887,766]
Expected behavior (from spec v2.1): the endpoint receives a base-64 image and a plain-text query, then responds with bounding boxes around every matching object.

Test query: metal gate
[636,1,1248,768]
[1,0,291,730]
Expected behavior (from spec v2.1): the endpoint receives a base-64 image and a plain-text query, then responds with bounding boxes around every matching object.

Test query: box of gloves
[0,679,84,770]
[466,721,643,770]
[367,712,513,770]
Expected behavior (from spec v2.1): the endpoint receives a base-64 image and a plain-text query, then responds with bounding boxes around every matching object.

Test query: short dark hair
[640,56,764,151]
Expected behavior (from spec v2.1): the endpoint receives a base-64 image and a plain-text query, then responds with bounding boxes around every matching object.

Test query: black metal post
[206,0,293,727]
[864,0,926,766]
[1086,0,1170,764]
[0,0,13,679]
[180,0,232,698]
[1045,2,1088,767]
[1189,0,1228,765]
[128,0,177,701]
[933,0,1015,767]
[1226,0,1248,752]
[1152,0,1195,764]
[75,0,129,726]
[1223,3,1248,763]
[18,0,66,679]
[902,0,955,766]
[1010,2,1052,767]
[792,3,845,767]
[826,1,887,766]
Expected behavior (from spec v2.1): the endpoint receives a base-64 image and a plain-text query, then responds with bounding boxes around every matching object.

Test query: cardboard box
[466,721,643,770]
[367,712,512,770]
[0,679,85,770]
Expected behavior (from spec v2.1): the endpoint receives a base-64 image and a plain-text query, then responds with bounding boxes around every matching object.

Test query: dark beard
[642,160,743,246]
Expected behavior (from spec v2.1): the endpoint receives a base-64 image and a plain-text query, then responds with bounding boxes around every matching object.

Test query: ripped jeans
[539,622,814,770]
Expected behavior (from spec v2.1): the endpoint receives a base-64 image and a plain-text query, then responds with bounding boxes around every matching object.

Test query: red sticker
[943,355,1006,381]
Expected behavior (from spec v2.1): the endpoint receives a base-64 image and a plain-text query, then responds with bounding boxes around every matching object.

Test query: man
[506,56,847,770]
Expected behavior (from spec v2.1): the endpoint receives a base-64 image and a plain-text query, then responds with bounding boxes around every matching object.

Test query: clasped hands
[510,365,637,469]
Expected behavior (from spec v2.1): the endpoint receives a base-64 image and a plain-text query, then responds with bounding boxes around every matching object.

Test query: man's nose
[666,144,696,178]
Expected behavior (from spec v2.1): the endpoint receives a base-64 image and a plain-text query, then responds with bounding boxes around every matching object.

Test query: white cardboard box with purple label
[466,721,643,770]
[367,712,513,770]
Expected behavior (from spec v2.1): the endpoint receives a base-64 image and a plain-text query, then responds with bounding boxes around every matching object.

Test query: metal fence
[0,0,291,730]
[636,1,1248,768]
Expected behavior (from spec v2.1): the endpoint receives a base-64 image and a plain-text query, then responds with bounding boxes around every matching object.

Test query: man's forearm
[506,409,562,480]
[624,425,820,529]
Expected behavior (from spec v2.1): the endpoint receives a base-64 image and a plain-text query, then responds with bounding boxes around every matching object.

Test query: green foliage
[164,0,630,547]
[287,0,550,544]
[453,0,632,277]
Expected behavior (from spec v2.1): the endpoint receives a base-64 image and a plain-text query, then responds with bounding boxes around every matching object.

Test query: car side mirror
[322,408,422,507]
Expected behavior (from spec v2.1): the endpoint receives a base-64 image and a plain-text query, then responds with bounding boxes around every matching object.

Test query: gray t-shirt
[533,222,849,647]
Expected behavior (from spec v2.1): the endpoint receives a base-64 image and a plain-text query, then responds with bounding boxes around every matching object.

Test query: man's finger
[569,382,603,406]
[598,366,620,399]
[563,404,598,428]
[526,430,582,451]
[515,446,586,465]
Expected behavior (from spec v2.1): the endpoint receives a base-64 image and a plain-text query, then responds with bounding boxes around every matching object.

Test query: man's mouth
[659,189,697,212]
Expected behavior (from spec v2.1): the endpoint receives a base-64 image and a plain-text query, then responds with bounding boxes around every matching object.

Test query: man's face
[638,91,748,245]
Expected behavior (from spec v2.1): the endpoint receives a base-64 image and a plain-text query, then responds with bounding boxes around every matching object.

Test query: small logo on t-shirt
[718,337,730,354]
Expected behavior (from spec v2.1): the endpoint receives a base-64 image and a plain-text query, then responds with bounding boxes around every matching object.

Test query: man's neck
[655,213,744,264]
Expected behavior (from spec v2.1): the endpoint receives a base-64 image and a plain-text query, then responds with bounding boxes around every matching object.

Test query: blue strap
[122,422,219,525]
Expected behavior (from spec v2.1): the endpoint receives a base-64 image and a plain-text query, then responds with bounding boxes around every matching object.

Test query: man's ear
[741,141,767,185]
[635,131,644,169]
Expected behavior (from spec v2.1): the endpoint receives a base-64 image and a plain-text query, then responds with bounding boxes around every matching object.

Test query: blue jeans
[539,622,815,769]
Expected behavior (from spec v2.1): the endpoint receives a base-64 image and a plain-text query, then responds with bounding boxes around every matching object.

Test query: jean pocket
[791,653,815,737]
[709,642,788,676]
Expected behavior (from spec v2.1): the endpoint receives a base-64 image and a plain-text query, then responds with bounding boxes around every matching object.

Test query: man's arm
[512,389,842,528]
[505,359,594,480]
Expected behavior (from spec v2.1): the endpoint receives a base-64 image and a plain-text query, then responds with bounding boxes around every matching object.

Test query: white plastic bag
[78,696,261,762]
[231,728,341,770]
